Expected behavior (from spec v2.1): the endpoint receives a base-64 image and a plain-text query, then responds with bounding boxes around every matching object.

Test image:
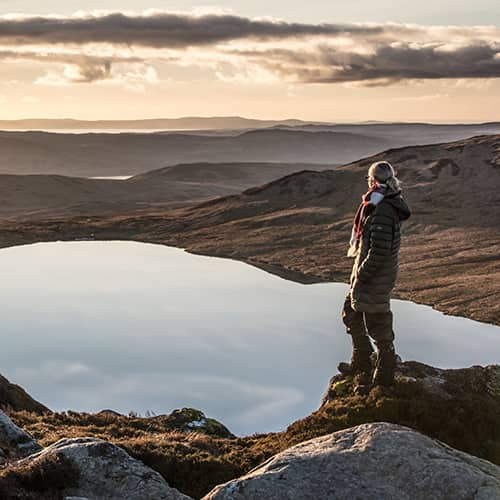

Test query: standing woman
[339,161,411,386]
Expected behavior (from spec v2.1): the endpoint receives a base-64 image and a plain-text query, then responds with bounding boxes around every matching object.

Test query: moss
[168,408,234,438]
[329,378,353,397]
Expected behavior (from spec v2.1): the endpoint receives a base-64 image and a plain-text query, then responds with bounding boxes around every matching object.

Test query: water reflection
[0,241,498,436]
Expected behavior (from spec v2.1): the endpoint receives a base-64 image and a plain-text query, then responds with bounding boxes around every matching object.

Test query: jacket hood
[383,191,411,221]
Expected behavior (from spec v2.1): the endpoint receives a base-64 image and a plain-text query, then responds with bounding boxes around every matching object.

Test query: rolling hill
[0,162,332,218]
[0,129,386,177]
[1,121,499,178]
[0,134,498,325]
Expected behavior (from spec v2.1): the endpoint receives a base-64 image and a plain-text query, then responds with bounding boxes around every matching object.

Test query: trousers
[341,294,394,345]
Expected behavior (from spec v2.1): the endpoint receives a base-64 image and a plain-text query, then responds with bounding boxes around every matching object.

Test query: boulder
[16,437,192,500]
[0,409,42,460]
[203,422,500,500]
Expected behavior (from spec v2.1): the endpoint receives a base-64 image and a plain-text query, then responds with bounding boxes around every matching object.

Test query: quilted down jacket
[350,191,411,313]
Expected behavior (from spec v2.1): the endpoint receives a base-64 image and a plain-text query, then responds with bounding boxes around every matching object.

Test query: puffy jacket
[350,191,411,313]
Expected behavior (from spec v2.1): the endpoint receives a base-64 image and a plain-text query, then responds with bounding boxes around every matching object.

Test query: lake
[0,241,498,436]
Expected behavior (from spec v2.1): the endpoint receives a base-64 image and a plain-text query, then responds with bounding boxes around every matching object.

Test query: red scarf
[347,184,387,257]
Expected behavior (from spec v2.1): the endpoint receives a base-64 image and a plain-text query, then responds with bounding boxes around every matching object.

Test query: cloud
[35,63,159,88]
[106,64,159,91]
[0,11,498,86]
[15,359,92,381]
[234,41,500,84]
[0,49,144,83]
[447,77,496,89]
[0,11,382,48]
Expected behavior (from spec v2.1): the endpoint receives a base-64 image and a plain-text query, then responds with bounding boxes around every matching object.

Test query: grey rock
[18,437,192,500]
[0,409,42,460]
[203,422,500,500]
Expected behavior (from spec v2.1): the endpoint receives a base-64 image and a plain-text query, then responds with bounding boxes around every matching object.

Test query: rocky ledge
[1,361,499,499]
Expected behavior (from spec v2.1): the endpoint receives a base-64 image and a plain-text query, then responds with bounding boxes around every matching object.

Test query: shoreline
[0,223,498,328]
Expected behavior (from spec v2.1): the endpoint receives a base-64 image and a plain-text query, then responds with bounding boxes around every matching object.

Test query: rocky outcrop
[204,422,500,500]
[322,361,500,405]
[13,437,192,500]
[3,362,500,498]
[282,361,500,473]
[0,410,41,460]
[167,408,234,438]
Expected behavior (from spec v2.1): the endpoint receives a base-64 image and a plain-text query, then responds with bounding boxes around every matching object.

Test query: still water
[0,241,498,436]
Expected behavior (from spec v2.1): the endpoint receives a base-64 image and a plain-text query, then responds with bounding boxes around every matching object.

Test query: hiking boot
[372,343,397,386]
[338,335,374,376]
[352,371,372,395]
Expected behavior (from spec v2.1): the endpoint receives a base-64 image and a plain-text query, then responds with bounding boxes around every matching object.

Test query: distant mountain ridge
[0,129,388,176]
[0,117,317,130]
[1,122,500,177]
[1,117,499,131]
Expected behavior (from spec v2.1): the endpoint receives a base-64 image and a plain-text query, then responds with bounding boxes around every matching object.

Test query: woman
[339,161,411,387]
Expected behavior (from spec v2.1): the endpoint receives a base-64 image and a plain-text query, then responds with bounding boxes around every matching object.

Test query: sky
[0,1,499,122]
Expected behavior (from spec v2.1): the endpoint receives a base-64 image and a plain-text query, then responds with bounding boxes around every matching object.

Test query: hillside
[0,129,387,177]
[0,374,49,414]
[0,162,331,218]
[276,121,500,145]
[0,135,498,324]
[1,122,500,178]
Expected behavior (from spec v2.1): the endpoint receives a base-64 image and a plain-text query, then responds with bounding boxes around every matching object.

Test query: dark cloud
[0,12,498,85]
[0,12,382,48]
[236,41,500,84]
[0,50,143,82]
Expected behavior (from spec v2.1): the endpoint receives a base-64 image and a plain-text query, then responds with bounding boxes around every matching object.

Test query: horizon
[0,4,498,122]
[0,115,499,126]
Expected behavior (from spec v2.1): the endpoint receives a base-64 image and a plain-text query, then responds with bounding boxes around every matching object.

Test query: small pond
[0,241,498,436]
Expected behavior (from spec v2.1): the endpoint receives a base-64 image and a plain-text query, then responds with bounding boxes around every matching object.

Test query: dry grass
[0,454,79,500]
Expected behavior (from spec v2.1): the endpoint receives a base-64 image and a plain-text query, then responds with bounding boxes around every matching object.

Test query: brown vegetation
[5,362,500,499]
[0,454,79,500]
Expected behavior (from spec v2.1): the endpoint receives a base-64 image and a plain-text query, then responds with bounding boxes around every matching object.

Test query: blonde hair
[368,161,402,192]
